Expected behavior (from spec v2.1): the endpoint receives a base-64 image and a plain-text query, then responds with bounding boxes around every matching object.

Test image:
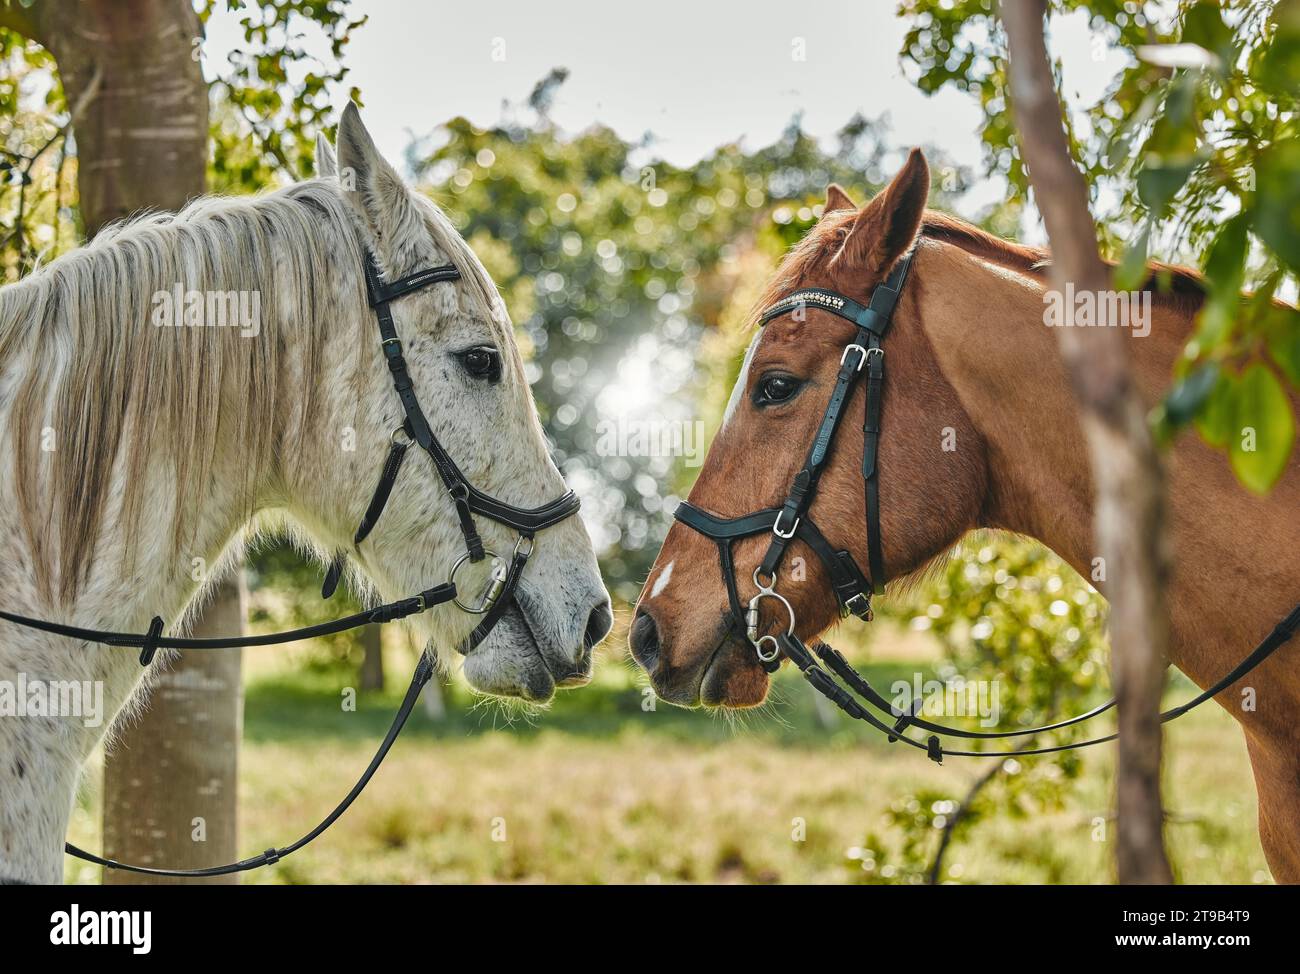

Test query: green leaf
[1164,362,1220,427]
[1203,213,1250,292]
[1137,159,1198,215]
[1229,363,1296,494]
[1254,139,1300,275]
[1105,88,1163,169]
[1114,219,1152,291]
[1195,214,1250,347]
[1266,307,1300,388]
[1180,1,1236,68]
[1259,0,1300,95]
[1195,369,1237,448]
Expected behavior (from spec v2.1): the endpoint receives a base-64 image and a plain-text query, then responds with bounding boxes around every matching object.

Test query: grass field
[66,621,1272,885]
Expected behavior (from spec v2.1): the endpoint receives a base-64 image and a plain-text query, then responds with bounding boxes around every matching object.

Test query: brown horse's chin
[700,639,770,708]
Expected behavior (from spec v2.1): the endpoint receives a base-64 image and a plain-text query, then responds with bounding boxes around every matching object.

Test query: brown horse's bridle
[673,251,1300,762]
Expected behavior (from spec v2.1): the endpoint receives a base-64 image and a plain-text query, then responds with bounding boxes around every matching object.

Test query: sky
[202,0,1134,224]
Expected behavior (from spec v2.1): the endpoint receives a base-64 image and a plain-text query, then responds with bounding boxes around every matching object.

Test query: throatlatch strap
[323,434,413,598]
[357,437,411,544]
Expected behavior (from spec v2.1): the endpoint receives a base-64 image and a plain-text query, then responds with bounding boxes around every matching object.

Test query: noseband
[1,248,581,877]
[673,252,1300,763]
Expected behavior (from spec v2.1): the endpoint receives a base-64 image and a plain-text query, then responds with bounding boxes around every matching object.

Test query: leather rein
[674,251,1300,763]
[2,249,580,877]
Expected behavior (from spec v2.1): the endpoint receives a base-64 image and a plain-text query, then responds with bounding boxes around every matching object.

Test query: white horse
[0,104,611,884]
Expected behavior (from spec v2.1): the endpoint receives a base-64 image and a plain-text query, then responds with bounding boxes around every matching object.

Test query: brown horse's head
[630,150,990,707]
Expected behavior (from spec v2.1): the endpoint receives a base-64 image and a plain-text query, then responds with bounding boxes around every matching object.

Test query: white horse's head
[300,104,610,701]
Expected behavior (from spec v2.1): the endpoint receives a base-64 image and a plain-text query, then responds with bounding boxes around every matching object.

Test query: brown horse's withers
[629,149,1300,880]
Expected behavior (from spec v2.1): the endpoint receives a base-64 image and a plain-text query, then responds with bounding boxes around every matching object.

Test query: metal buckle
[390,425,413,448]
[772,510,799,539]
[450,549,505,614]
[865,346,884,365]
[841,344,868,372]
[844,592,874,622]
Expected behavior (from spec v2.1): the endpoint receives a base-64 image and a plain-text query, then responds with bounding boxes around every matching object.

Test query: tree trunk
[25,0,208,238]
[15,0,239,883]
[360,624,385,692]
[1003,0,1173,884]
[102,576,245,884]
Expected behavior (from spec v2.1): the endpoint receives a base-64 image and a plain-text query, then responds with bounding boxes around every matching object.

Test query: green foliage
[902,0,1300,492]
[1228,359,1296,491]
[0,32,75,272]
[198,0,366,190]
[849,535,1108,882]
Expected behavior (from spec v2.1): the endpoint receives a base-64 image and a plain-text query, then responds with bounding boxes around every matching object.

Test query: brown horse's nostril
[629,609,660,671]
[584,599,614,652]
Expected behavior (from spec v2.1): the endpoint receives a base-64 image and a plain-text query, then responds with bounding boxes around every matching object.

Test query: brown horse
[629,149,1300,882]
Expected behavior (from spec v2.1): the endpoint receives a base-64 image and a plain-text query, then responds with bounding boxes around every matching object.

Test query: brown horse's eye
[457,346,502,382]
[754,373,802,407]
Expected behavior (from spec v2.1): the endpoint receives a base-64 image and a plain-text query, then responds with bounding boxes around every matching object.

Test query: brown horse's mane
[754,207,1208,324]
[919,211,1207,308]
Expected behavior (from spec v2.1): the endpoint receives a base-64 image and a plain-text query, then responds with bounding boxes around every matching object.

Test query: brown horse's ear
[824,183,857,214]
[832,148,929,277]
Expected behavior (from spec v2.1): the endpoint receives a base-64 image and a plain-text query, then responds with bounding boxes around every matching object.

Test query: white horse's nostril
[584,600,614,652]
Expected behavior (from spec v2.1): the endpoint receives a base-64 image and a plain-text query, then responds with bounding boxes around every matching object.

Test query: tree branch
[1002,0,1173,885]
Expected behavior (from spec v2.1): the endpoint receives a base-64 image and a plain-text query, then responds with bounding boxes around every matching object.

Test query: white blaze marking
[650,560,674,599]
[720,331,762,432]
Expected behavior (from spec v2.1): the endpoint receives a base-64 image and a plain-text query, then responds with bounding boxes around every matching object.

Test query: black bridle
[674,252,1300,763]
[2,249,580,878]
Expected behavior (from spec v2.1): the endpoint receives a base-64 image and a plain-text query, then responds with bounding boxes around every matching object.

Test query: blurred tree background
[2,0,1285,882]
[411,69,973,600]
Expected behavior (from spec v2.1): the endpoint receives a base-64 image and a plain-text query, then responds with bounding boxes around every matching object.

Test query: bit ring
[450,550,503,613]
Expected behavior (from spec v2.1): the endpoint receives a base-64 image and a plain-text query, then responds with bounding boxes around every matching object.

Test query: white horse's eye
[457,346,502,383]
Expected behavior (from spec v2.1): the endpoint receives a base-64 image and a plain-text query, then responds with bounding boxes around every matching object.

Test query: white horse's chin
[460,604,588,703]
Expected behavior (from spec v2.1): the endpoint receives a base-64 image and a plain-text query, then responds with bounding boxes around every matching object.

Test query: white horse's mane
[0,176,505,599]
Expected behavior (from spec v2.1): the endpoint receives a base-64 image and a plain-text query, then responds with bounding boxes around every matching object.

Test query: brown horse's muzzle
[630,605,769,708]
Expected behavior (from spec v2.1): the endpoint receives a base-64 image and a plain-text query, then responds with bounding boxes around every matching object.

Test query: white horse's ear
[335,102,417,250]
[315,132,337,179]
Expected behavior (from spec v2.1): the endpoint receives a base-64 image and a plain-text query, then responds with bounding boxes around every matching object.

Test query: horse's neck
[0,208,373,733]
[918,242,1300,685]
